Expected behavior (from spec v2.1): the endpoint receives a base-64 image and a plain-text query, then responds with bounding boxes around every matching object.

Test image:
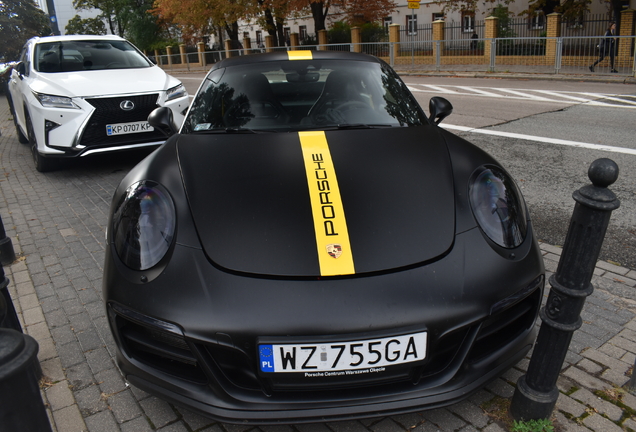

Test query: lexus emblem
[120,100,135,111]
[326,244,342,259]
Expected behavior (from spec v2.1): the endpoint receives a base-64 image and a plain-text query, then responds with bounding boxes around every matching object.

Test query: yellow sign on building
[408,1,420,9]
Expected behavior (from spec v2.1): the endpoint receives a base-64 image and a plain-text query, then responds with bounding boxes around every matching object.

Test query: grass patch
[510,418,554,432]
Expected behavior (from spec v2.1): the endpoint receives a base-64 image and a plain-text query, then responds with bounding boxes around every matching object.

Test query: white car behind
[7,35,189,172]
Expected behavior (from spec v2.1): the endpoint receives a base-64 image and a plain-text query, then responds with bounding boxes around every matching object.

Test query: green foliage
[491,5,516,39]
[65,15,107,34]
[510,419,554,432]
[0,0,50,61]
[360,22,388,43]
[327,21,351,44]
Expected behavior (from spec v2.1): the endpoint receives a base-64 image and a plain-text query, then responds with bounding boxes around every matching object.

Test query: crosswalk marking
[403,83,636,108]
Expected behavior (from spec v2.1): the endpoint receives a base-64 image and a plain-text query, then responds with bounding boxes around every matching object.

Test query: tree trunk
[311,1,326,32]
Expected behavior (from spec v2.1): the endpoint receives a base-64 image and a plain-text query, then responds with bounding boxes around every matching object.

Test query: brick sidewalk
[2,93,636,431]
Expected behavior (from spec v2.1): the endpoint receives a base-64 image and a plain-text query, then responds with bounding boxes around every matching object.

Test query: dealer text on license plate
[106,121,154,136]
[259,331,427,373]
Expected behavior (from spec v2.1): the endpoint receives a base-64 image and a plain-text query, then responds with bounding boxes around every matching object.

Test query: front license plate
[259,331,427,373]
[106,121,154,136]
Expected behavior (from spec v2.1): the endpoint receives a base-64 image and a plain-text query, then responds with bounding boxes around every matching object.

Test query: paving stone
[66,362,97,391]
[85,347,114,374]
[75,384,108,417]
[96,367,128,395]
[577,358,604,374]
[41,357,66,383]
[326,420,369,432]
[552,411,593,432]
[582,412,623,432]
[570,388,623,421]
[45,380,75,411]
[556,393,587,418]
[51,404,87,432]
[157,422,189,432]
[582,348,630,374]
[139,396,178,429]
[120,416,154,432]
[422,408,466,431]
[563,366,612,391]
[84,409,120,432]
[485,379,515,398]
[178,410,215,431]
[390,413,425,429]
[447,400,489,428]
[109,389,143,423]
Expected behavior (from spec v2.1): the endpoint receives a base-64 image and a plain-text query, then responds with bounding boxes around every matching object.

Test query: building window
[529,12,545,30]
[299,25,307,42]
[243,31,249,39]
[407,15,417,36]
[256,31,262,45]
[462,12,475,32]
[383,17,392,32]
[432,12,444,22]
[284,27,291,45]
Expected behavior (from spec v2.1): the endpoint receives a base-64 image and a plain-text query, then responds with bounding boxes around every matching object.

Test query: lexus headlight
[112,181,176,271]
[33,92,79,109]
[166,84,187,101]
[469,166,527,248]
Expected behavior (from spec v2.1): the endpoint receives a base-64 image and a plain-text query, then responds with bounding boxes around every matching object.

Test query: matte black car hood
[177,126,455,277]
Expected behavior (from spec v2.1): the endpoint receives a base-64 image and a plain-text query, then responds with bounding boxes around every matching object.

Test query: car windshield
[182,59,427,133]
[34,40,152,72]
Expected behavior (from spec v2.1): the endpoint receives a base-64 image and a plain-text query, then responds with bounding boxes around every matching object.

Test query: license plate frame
[106,121,154,136]
[258,331,427,374]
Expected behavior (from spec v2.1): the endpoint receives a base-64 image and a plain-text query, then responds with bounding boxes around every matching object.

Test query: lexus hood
[29,66,180,98]
[178,127,456,277]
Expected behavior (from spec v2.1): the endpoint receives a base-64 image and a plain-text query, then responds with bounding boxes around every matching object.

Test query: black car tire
[7,95,28,144]
[25,111,57,173]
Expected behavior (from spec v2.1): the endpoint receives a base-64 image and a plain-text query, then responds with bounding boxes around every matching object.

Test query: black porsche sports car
[103,50,545,423]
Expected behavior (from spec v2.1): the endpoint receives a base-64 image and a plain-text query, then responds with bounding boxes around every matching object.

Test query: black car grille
[110,281,542,397]
[81,94,166,147]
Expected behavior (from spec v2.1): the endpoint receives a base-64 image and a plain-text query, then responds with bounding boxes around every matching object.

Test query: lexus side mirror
[429,97,453,125]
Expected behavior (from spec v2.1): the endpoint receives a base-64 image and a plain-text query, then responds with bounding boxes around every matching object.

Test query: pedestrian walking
[589,22,618,73]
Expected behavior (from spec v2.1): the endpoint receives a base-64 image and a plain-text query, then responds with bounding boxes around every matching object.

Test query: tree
[65,15,107,34]
[73,0,130,36]
[287,0,397,34]
[0,0,50,61]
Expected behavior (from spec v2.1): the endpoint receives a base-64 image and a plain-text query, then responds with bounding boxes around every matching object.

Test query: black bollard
[0,263,22,333]
[0,328,52,431]
[510,158,620,420]
[0,214,16,266]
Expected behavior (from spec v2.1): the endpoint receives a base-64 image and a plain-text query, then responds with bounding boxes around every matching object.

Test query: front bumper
[104,227,545,423]
[28,92,188,157]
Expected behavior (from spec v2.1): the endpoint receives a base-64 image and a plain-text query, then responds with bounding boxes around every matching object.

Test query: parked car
[7,35,189,172]
[103,50,545,423]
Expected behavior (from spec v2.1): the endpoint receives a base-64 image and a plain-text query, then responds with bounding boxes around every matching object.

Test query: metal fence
[152,35,635,76]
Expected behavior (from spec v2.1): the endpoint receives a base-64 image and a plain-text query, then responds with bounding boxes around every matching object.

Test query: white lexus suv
[8,35,189,172]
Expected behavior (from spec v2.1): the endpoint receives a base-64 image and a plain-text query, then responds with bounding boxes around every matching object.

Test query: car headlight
[469,166,528,248]
[112,181,176,271]
[33,92,79,109]
[166,84,187,101]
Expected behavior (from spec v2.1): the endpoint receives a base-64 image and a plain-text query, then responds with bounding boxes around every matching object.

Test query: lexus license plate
[259,331,427,373]
[106,121,154,136]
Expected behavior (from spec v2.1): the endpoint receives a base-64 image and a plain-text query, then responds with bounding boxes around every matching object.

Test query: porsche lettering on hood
[177,127,455,277]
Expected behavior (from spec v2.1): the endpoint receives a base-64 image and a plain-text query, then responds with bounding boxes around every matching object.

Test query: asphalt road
[175,73,636,269]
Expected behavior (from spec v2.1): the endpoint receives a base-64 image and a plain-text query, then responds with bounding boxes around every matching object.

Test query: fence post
[510,158,620,421]
[166,46,173,67]
[318,30,328,51]
[619,9,635,71]
[555,37,563,74]
[351,27,362,53]
[546,13,562,71]
[433,19,445,70]
[485,16,498,72]
[389,24,400,67]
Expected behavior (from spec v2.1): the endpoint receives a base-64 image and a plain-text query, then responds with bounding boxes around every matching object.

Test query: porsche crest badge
[326,244,342,259]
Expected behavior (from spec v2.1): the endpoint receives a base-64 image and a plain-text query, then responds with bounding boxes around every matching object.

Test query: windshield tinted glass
[34,40,151,72]
[182,59,427,133]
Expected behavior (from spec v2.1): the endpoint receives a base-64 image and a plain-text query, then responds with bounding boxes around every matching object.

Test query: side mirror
[16,62,26,77]
[429,97,453,125]
[148,107,177,137]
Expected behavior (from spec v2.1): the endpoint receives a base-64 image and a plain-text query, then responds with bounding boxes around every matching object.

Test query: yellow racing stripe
[287,51,313,60]
[299,131,355,276]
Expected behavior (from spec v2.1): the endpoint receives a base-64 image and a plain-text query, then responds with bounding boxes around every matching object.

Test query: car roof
[210,50,383,71]
[30,35,126,45]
